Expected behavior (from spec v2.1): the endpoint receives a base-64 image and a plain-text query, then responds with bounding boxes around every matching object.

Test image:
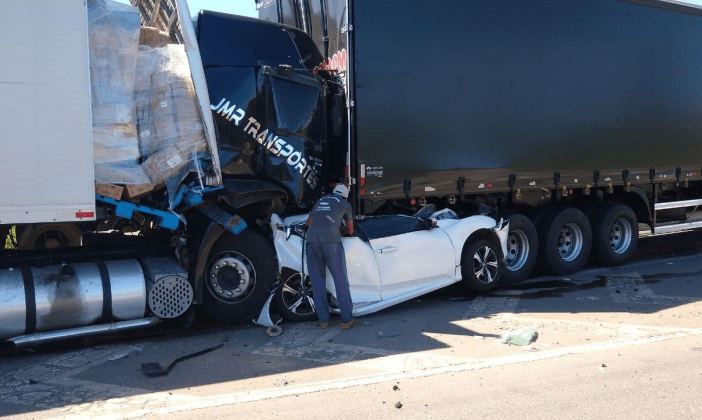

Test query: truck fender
[220,178,288,210]
[192,221,226,304]
[625,185,652,224]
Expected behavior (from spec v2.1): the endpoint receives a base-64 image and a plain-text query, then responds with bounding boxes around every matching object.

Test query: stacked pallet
[90,0,208,204]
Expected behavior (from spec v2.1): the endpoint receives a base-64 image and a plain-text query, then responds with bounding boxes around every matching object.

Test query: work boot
[341,319,357,329]
[318,322,329,329]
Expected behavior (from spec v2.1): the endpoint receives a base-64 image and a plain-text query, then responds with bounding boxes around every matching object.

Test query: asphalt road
[1,229,702,419]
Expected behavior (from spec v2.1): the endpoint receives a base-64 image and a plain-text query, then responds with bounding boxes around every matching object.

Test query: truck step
[6,317,160,348]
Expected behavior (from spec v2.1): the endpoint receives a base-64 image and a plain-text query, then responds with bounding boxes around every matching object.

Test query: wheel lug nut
[235,288,241,293]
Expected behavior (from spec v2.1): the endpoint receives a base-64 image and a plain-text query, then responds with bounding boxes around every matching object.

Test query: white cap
[333,184,349,199]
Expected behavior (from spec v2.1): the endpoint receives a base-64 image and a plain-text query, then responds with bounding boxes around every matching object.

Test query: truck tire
[591,203,638,266]
[275,271,317,322]
[538,207,592,275]
[501,213,538,283]
[461,235,502,291]
[202,230,277,322]
[16,223,82,250]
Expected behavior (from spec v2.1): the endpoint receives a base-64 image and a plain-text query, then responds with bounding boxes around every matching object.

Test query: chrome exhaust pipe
[6,317,161,348]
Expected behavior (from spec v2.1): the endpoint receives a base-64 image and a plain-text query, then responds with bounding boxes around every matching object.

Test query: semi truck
[2,0,702,346]
[0,0,344,346]
[259,0,702,282]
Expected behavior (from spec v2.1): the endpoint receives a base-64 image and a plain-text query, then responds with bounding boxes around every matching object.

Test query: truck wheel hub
[208,254,253,300]
[557,223,583,262]
[505,230,529,271]
[610,218,632,254]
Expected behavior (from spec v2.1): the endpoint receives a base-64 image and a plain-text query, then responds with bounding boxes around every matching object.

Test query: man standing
[305,184,356,329]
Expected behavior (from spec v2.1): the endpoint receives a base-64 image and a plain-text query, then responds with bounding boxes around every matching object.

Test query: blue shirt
[307,194,353,243]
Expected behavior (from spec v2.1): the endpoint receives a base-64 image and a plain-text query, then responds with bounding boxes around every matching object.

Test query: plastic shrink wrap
[88,0,213,205]
[88,0,149,185]
[135,43,210,203]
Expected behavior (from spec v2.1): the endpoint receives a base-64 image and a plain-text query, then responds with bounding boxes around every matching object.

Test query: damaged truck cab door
[197,11,333,209]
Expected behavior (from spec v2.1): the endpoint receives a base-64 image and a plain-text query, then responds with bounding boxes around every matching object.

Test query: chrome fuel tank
[0,260,146,341]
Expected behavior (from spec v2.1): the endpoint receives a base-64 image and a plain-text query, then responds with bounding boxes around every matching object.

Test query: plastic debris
[474,335,485,340]
[500,327,537,346]
[267,325,283,337]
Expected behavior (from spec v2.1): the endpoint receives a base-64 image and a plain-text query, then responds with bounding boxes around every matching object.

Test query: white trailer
[0,0,96,225]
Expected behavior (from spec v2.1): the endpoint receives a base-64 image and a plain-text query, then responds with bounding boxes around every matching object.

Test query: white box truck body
[0,0,96,224]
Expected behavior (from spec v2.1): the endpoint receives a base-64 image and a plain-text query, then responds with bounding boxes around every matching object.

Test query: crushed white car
[270,211,509,321]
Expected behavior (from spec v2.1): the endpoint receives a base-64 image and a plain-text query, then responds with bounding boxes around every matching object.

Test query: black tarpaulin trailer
[259,0,702,213]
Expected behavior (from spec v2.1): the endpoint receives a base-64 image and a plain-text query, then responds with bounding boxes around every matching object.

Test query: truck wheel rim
[557,223,583,262]
[610,218,632,255]
[207,253,255,302]
[281,273,316,316]
[473,245,499,284]
[505,230,529,272]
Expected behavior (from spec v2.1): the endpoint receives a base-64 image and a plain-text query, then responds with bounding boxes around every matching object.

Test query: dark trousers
[305,241,353,323]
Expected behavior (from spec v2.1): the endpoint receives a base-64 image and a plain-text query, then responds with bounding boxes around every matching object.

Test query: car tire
[275,271,318,322]
[591,203,638,266]
[202,230,277,322]
[461,235,502,291]
[500,213,538,284]
[538,207,592,275]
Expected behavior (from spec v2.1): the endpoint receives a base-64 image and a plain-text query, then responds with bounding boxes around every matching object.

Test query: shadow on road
[0,230,701,416]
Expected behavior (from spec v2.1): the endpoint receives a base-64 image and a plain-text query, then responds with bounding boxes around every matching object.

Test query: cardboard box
[141,143,188,187]
[123,183,156,201]
[95,182,124,200]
